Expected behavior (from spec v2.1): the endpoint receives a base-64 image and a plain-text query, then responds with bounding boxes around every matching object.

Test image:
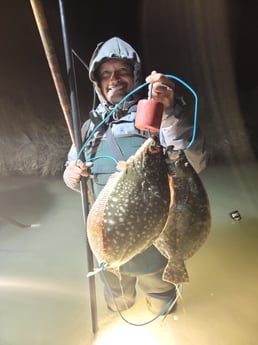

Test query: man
[63,37,207,313]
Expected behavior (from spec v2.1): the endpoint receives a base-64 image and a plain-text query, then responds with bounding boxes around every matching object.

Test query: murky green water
[0,162,257,345]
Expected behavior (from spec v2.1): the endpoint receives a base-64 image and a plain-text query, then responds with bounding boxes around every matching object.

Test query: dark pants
[101,268,176,313]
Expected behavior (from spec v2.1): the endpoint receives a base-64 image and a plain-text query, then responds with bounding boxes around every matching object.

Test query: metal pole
[30,0,75,146]
[30,0,98,334]
[58,0,98,334]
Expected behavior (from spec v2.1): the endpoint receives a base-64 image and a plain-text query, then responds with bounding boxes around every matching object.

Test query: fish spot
[111,196,119,202]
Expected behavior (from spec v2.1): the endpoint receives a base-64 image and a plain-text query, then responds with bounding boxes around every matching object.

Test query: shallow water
[0,162,257,345]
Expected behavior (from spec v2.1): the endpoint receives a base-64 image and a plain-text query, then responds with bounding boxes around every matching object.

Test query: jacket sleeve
[63,144,81,192]
[159,105,208,173]
[63,119,93,192]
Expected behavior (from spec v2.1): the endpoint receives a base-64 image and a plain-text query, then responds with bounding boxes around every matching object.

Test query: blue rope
[90,262,183,325]
[87,155,118,165]
[102,267,184,326]
[76,74,198,161]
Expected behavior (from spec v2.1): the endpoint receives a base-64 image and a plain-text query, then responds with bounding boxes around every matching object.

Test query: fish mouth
[166,147,180,160]
[149,135,161,154]
[149,143,161,154]
[131,136,161,164]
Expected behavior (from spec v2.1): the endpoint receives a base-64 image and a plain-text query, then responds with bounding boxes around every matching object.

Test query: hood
[88,37,143,110]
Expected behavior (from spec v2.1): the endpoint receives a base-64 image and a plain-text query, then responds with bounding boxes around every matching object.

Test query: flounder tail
[162,259,189,284]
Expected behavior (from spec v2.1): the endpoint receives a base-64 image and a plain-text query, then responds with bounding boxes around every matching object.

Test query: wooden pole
[30,0,75,146]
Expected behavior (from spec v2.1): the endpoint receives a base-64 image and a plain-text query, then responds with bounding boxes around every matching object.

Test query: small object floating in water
[0,214,40,228]
[229,210,241,221]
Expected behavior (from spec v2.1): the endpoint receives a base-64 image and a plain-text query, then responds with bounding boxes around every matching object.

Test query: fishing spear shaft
[58,0,98,334]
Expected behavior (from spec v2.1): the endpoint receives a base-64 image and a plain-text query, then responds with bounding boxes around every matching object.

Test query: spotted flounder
[87,136,171,271]
[154,147,211,284]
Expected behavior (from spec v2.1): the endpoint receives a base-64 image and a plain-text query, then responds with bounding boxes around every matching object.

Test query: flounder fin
[162,259,189,284]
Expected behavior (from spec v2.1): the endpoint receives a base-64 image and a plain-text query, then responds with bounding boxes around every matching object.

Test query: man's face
[97,59,134,104]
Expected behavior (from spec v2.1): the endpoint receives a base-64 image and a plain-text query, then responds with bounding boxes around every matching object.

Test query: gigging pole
[30,0,75,146]
[30,0,98,334]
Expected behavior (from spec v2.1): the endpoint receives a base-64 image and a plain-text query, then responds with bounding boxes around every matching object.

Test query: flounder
[87,136,171,272]
[154,147,211,284]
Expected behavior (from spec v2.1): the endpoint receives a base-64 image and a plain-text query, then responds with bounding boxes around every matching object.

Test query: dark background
[0,0,257,175]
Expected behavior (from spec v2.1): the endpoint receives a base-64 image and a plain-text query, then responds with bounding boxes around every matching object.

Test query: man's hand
[146,71,175,110]
[63,159,93,188]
